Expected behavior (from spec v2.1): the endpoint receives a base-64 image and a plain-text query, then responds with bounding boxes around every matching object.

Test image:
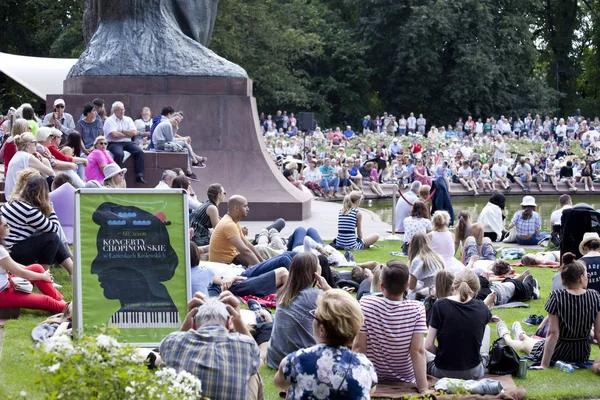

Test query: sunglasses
[55,105,65,108]
[98,142,108,145]
[308,309,318,320]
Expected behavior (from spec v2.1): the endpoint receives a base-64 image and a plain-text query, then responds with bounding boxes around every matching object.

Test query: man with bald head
[208,195,293,297]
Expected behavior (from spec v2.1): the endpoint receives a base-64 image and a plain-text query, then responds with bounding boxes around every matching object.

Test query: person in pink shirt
[85,136,115,182]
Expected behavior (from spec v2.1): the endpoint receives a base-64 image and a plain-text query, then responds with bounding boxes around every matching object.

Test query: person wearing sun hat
[103,163,127,188]
[508,196,548,245]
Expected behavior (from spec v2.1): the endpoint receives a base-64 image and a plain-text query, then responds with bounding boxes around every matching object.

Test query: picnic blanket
[373,374,525,400]
[511,261,559,268]
[494,302,530,309]
[241,294,277,309]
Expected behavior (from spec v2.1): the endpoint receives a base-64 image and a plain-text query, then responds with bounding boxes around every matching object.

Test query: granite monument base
[48,76,311,221]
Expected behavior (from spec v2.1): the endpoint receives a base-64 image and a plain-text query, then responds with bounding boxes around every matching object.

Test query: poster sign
[73,189,190,346]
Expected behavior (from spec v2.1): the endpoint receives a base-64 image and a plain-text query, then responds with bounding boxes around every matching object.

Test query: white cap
[54,98,65,107]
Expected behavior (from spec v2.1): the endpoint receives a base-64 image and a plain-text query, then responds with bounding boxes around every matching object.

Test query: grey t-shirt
[266,287,322,369]
[153,120,174,144]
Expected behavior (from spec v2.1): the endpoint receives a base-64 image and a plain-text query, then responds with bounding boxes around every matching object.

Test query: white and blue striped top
[336,208,364,250]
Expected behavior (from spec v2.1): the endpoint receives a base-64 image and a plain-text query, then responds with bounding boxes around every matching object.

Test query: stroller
[560,204,600,258]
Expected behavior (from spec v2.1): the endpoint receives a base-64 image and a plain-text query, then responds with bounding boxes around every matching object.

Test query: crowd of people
[0,100,205,198]
[265,110,600,199]
[3,103,600,400]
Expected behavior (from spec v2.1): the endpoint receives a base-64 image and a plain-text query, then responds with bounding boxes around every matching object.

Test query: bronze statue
[70,0,247,78]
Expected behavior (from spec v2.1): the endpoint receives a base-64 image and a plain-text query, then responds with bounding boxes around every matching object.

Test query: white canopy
[0,52,78,99]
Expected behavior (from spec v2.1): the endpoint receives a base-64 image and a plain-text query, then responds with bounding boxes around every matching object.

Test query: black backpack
[488,338,520,376]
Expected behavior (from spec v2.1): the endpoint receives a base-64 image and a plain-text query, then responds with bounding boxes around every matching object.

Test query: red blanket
[241,294,277,309]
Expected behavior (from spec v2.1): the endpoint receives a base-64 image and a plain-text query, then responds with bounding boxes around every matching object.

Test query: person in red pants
[0,212,66,313]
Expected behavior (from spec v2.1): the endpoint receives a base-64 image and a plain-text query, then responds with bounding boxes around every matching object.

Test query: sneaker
[247,299,265,324]
[512,321,524,340]
[186,172,200,181]
[52,283,63,289]
[586,185,590,191]
[593,187,596,192]
[532,279,540,300]
[192,161,207,168]
[496,321,510,338]
[523,314,541,326]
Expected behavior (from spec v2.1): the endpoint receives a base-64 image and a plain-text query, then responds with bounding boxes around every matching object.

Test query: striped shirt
[359,296,428,383]
[336,208,363,250]
[544,289,600,363]
[1,201,60,248]
[160,324,260,400]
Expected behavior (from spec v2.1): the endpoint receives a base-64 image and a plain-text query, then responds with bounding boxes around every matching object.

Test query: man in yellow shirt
[208,195,293,297]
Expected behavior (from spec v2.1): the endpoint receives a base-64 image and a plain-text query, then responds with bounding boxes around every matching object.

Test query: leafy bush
[33,333,203,400]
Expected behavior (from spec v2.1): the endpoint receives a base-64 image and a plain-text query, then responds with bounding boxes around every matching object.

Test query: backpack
[488,338,520,376]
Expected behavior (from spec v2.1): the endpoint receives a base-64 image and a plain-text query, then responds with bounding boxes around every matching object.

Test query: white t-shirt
[458,166,472,178]
[5,151,32,201]
[493,142,506,160]
[410,256,444,289]
[103,114,136,143]
[492,164,507,179]
[551,205,571,226]
[0,245,10,292]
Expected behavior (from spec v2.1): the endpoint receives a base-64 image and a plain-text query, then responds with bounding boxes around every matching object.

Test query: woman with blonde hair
[275,289,378,398]
[266,252,331,369]
[408,231,445,298]
[429,211,465,273]
[1,118,31,179]
[425,270,491,379]
[5,132,55,199]
[103,163,127,188]
[334,191,379,250]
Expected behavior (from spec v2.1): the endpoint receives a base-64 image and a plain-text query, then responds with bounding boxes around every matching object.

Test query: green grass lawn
[1,242,599,399]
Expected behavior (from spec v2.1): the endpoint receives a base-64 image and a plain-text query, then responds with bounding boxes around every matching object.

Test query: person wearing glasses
[85,136,116,182]
[4,132,55,200]
[42,99,75,139]
[274,289,378,399]
[102,164,127,188]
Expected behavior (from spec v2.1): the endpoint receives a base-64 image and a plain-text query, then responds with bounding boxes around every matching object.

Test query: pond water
[366,195,600,232]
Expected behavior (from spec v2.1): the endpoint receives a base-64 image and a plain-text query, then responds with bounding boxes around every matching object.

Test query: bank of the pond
[367,195,600,232]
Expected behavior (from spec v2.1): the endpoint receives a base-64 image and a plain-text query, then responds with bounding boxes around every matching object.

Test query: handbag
[10,277,33,293]
[488,338,520,376]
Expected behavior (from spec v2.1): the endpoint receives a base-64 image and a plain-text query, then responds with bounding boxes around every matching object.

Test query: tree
[354,0,554,124]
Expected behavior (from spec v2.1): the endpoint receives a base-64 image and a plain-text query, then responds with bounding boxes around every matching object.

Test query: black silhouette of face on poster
[91,202,178,312]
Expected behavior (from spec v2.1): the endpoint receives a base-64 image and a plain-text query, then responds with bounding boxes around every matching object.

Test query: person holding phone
[42,99,75,139]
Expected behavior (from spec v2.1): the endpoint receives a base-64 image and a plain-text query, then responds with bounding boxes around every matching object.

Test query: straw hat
[579,232,600,255]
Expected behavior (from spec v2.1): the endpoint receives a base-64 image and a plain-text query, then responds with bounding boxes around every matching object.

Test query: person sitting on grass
[334,191,379,251]
[454,210,484,262]
[408,231,445,299]
[402,201,433,252]
[160,294,262,400]
[274,289,378,399]
[266,253,331,369]
[425,270,491,379]
[429,210,464,273]
[497,252,600,370]
[508,196,547,245]
[354,260,429,394]
[0,209,67,314]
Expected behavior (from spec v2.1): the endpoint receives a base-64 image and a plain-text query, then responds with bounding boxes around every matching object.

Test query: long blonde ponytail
[453,270,480,303]
[342,190,362,213]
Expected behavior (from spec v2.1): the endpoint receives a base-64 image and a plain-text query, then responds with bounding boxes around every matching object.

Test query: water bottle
[555,361,574,372]
[368,199,373,206]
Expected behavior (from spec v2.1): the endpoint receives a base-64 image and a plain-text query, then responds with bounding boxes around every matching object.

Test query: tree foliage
[354,0,555,125]
[2,0,600,124]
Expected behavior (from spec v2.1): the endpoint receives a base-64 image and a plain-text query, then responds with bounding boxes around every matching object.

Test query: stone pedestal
[48,76,311,220]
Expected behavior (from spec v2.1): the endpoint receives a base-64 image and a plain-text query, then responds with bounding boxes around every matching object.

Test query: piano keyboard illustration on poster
[109,310,181,329]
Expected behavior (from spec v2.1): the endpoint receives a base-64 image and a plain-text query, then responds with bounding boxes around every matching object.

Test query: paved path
[244,199,393,241]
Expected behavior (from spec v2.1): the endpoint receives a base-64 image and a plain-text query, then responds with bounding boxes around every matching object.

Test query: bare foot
[484,292,497,310]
